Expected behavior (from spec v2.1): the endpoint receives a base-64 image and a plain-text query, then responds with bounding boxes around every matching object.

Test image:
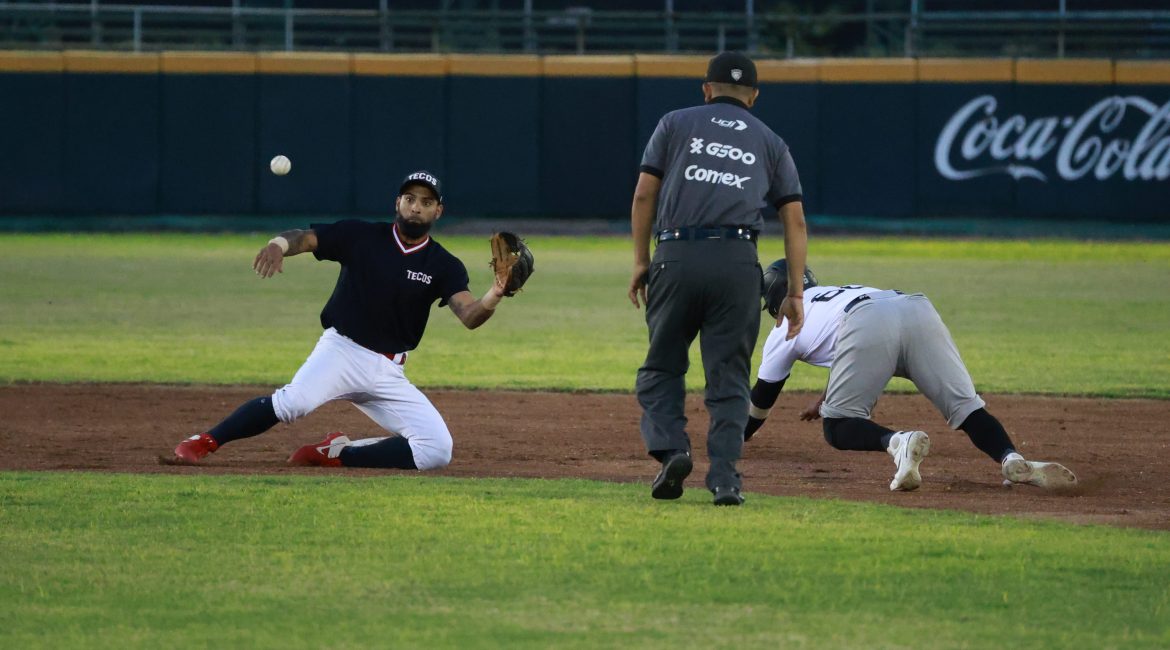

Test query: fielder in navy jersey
[169,171,510,471]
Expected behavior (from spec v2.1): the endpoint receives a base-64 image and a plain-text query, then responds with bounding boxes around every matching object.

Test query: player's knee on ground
[410,439,453,471]
[341,435,418,470]
[338,431,452,471]
[401,423,453,471]
[345,435,451,471]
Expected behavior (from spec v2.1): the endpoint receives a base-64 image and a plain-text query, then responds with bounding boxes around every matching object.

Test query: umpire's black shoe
[712,486,745,506]
[651,451,693,500]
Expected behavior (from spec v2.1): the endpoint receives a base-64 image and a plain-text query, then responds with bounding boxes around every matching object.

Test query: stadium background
[2,3,1170,648]
[2,51,1168,224]
[2,0,1169,230]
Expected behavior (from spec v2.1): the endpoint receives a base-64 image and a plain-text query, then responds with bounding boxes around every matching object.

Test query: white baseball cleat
[1001,454,1078,489]
[888,430,930,491]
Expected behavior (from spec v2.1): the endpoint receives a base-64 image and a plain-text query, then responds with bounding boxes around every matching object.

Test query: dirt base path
[2,384,1167,530]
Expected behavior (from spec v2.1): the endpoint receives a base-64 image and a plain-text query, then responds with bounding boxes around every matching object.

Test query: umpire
[627,51,809,506]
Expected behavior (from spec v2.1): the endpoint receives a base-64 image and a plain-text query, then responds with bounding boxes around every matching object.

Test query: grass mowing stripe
[1,234,1168,395]
[0,473,1167,649]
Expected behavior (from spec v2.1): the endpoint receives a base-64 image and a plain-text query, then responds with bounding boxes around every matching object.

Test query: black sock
[959,408,1016,462]
[340,436,418,470]
[745,377,787,441]
[208,396,279,446]
[750,377,786,409]
[822,417,895,452]
[744,416,766,441]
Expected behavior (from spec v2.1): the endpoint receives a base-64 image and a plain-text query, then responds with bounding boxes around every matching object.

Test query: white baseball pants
[270,328,453,470]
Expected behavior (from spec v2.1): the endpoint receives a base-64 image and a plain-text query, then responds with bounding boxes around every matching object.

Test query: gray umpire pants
[636,238,762,491]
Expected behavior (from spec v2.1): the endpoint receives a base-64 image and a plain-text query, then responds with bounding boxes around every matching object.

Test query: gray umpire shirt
[640,96,802,231]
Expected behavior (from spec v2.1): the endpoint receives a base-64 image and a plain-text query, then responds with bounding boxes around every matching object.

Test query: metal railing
[1,2,1168,58]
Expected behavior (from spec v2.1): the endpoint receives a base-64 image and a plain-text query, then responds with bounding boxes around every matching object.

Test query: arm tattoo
[279,229,314,256]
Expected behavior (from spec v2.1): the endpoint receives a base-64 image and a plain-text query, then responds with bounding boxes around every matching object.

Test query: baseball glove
[489,231,534,297]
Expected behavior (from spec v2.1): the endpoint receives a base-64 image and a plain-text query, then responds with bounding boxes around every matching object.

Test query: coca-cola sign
[935,94,1170,183]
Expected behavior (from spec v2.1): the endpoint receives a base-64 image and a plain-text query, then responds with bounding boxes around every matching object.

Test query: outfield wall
[1,51,1168,221]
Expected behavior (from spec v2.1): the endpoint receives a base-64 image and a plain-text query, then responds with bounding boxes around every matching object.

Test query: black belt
[656,226,758,242]
[844,290,904,313]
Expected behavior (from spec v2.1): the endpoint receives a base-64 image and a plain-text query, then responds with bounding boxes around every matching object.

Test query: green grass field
[1,233,1168,395]
[2,473,1168,649]
[1,232,1169,648]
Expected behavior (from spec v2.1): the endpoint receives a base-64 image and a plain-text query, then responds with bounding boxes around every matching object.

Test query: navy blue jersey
[310,219,469,354]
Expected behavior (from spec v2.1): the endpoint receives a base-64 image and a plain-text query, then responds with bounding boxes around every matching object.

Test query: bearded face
[395,184,442,240]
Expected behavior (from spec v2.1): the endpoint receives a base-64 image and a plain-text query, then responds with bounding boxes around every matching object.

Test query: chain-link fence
[0,1,1168,57]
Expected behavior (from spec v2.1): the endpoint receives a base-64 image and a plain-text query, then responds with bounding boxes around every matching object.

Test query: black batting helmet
[762,259,817,318]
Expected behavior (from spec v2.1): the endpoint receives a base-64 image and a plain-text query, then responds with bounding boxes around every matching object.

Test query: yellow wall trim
[352,54,449,76]
[0,51,1166,86]
[1115,60,1170,85]
[756,59,819,82]
[634,54,708,79]
[0,51,64,73]
[918,58,1013,83]
[257,52,350,75]
[447,54,542,76]
[819,58,917,82]
[1016,59,1113,84]
[543,55,635,77]
[161,52,257,74]
[64,50,160,73]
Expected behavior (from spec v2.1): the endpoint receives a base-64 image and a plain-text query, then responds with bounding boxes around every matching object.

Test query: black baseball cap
[399,170,443,203]
[705,51,758,88]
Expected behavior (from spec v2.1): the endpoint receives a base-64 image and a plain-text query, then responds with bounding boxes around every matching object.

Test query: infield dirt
[2,384,1166,530]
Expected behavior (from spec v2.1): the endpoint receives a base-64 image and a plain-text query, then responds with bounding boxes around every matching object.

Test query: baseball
[270,155,292,176]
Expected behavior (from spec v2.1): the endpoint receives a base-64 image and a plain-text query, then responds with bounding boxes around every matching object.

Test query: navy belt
[844,290,904,313]
[656,226,758,242]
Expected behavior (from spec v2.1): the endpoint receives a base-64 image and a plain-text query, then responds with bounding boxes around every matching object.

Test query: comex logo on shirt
[684,165,751,189]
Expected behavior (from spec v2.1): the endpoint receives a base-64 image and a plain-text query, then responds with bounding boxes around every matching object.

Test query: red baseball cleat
[287,432,351,467]
[173,433,219,465]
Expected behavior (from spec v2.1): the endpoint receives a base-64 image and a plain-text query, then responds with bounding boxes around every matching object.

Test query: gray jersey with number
[758,286,986,429]
[640,97,802,231]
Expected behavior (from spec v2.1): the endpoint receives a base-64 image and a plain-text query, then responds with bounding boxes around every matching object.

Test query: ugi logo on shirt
[406,270,432,284]
[711,117,748,131]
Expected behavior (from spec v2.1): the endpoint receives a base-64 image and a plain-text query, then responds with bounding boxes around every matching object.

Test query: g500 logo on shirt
[689,138,757,165]
[406,270,432,284]
[684,165,751,189]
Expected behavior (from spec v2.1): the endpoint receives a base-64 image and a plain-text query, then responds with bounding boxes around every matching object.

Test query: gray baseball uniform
[752,282,1078,492]
[757,286,986,428]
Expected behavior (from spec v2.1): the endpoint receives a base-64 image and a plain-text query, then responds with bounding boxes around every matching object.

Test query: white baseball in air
[270,155,292,176]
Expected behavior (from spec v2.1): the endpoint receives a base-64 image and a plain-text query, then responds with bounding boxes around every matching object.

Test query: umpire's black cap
[705,51,758,88]
[399,170,443,203]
